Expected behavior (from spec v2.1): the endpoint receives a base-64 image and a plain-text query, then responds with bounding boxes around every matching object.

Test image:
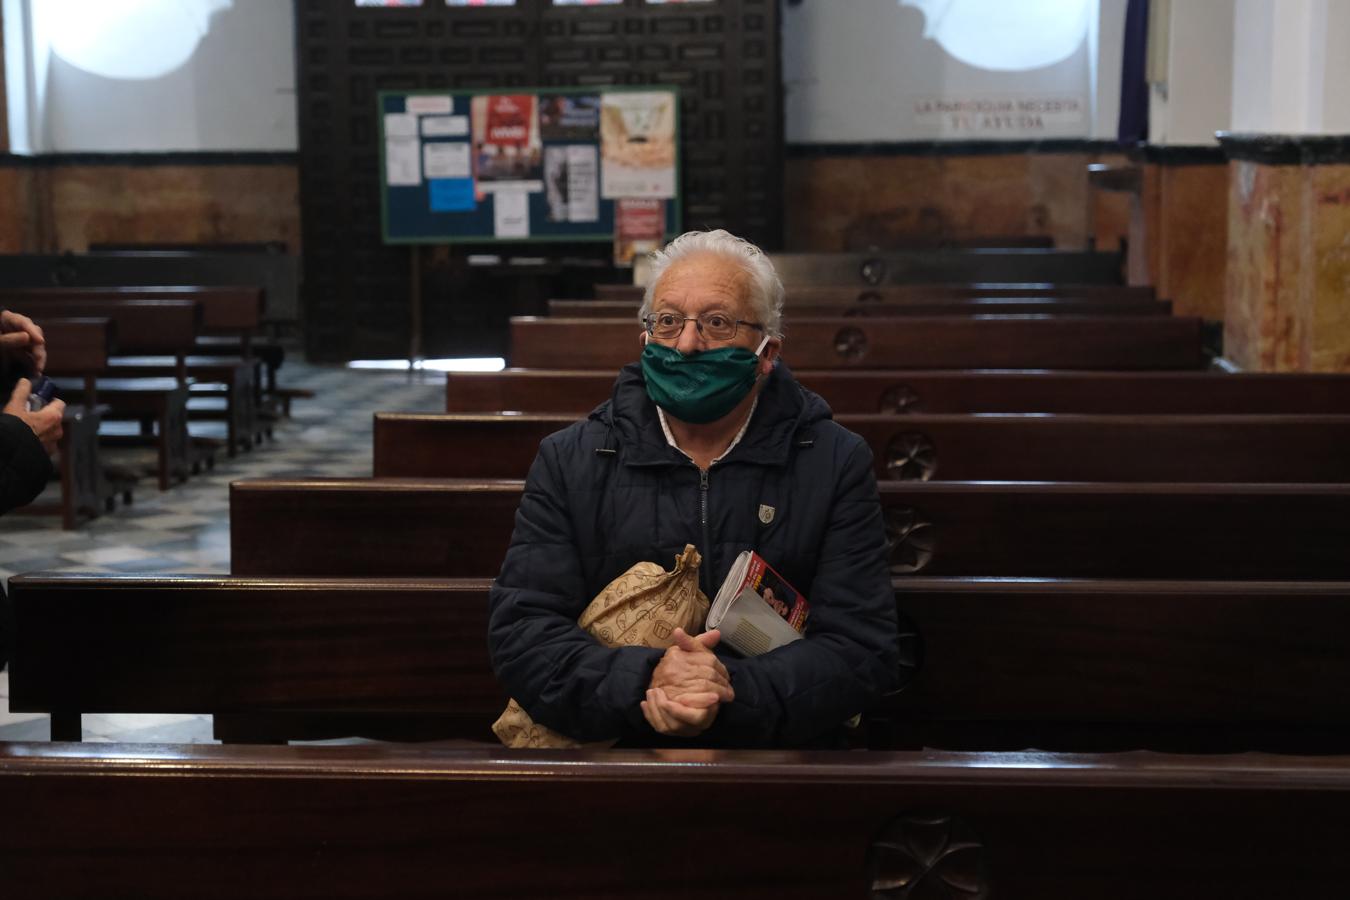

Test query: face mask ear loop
[754,334,771,356]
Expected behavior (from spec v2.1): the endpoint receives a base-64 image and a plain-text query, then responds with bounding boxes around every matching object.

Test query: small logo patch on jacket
[758,504,775,525]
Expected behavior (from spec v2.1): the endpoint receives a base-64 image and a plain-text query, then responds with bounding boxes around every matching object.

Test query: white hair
[639,229,785,337]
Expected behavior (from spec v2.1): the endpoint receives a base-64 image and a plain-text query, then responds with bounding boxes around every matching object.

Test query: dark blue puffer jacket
[487,360,900,747]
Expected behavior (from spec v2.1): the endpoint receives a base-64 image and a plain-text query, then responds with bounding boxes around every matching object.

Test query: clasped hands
[641,627,733,738]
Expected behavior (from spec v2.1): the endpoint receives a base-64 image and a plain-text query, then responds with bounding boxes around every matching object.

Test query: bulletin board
[378,86,682,245]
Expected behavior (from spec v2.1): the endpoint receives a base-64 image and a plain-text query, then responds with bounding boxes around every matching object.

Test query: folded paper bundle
[492,544,710,749]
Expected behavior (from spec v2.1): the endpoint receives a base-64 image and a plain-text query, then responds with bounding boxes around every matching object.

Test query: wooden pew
[228,479,1350,581]
[446,369,1350,415]
[0,250,299,327]
[29,317,122,527]
[552,297,1174,318]
[595,281,1157,302]
[509,316,1208,370]
[772,249,1125,284]
[13,574,1350,754]
[7,575,500,742]
[31,300,200,488]
[0,283,284,393]
[372,412,1350,482]
[229,478,523,577]
[5,743,1350,900]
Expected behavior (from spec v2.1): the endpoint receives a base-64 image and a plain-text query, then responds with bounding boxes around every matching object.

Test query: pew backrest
[12,574,1350,754]
[375,411,1350,483]
[0,285,263,335]
[28,298,200,356]
[446,369,1350,415]
[594,281,1157,302]
[509,316,1207,370]
[552,297,1173,318]
[230,477,1350,581]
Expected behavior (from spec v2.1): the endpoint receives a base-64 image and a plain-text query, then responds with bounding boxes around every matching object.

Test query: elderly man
[488,229,898,747]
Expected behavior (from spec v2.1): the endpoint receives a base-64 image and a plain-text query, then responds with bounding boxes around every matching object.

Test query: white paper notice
[385,138,421,186]
[421,115,470,137]
[406,95,453,115]
[565,145,599,222]
[383,112,417,139]
[493,191,529,238]
[423,142,471,179]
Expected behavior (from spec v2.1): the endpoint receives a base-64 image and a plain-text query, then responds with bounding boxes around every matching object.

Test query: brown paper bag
[492,544,709,748]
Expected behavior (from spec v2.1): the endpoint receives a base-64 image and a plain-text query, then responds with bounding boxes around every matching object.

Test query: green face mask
[641,337,769,425]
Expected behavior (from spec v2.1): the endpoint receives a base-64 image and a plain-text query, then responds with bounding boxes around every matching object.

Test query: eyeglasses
[643,311,765,342]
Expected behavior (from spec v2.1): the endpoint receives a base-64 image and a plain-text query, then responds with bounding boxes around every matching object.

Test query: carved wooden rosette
[834,326,869,362]
[867,813,990,899]
[861,258,888,285]
[879,384,921,414]
[885,433,938,481]
[884,506,935,574]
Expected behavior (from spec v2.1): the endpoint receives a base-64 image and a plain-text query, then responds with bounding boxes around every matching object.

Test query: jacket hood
[591,359,834,468]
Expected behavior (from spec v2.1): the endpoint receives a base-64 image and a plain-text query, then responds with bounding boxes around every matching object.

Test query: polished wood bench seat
[446,368,1350,415]
[372,411,1350,483]
[4,743,1350,899]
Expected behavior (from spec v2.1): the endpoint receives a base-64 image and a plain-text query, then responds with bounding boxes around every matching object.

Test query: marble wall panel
[1154,164,1228,320]
[0,167,48,253]
[1304,163,1350,371]
[784,153,1118,251]
[1224,160,1305,371]
[44,164,301,254]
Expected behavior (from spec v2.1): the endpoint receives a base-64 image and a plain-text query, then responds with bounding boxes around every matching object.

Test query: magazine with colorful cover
[707,550,810,656]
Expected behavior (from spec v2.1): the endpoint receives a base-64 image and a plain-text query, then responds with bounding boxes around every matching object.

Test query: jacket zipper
[699,467,713,598]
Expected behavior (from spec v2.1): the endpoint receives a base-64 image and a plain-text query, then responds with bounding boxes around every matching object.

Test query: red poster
[613,198,664,267]
[484,95,532,146]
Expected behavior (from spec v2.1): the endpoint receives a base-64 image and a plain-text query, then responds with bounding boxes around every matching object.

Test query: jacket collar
[595,359,830,468]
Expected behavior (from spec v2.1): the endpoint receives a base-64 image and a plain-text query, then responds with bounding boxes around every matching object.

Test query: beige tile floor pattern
[0,359,446,743]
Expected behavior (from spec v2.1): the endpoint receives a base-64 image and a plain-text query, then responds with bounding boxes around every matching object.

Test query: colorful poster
[544,145,600,223]
[613,198,665,267]
[470,94,543,197]
[539,95,600,141]
[600,92,677,199]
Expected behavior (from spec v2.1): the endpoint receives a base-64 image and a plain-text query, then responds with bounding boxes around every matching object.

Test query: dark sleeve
[487,436,663,743]
[707,439,901,747]
[0,413,53,514]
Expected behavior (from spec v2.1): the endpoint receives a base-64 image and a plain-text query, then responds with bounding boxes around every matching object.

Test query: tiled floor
[0,358,446,743]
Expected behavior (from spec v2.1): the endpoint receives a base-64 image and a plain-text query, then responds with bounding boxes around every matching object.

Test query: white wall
[6,0,296,153]
[1148,0,1234,144]
[1230,0,1349,134]
[783,0,1108,143]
